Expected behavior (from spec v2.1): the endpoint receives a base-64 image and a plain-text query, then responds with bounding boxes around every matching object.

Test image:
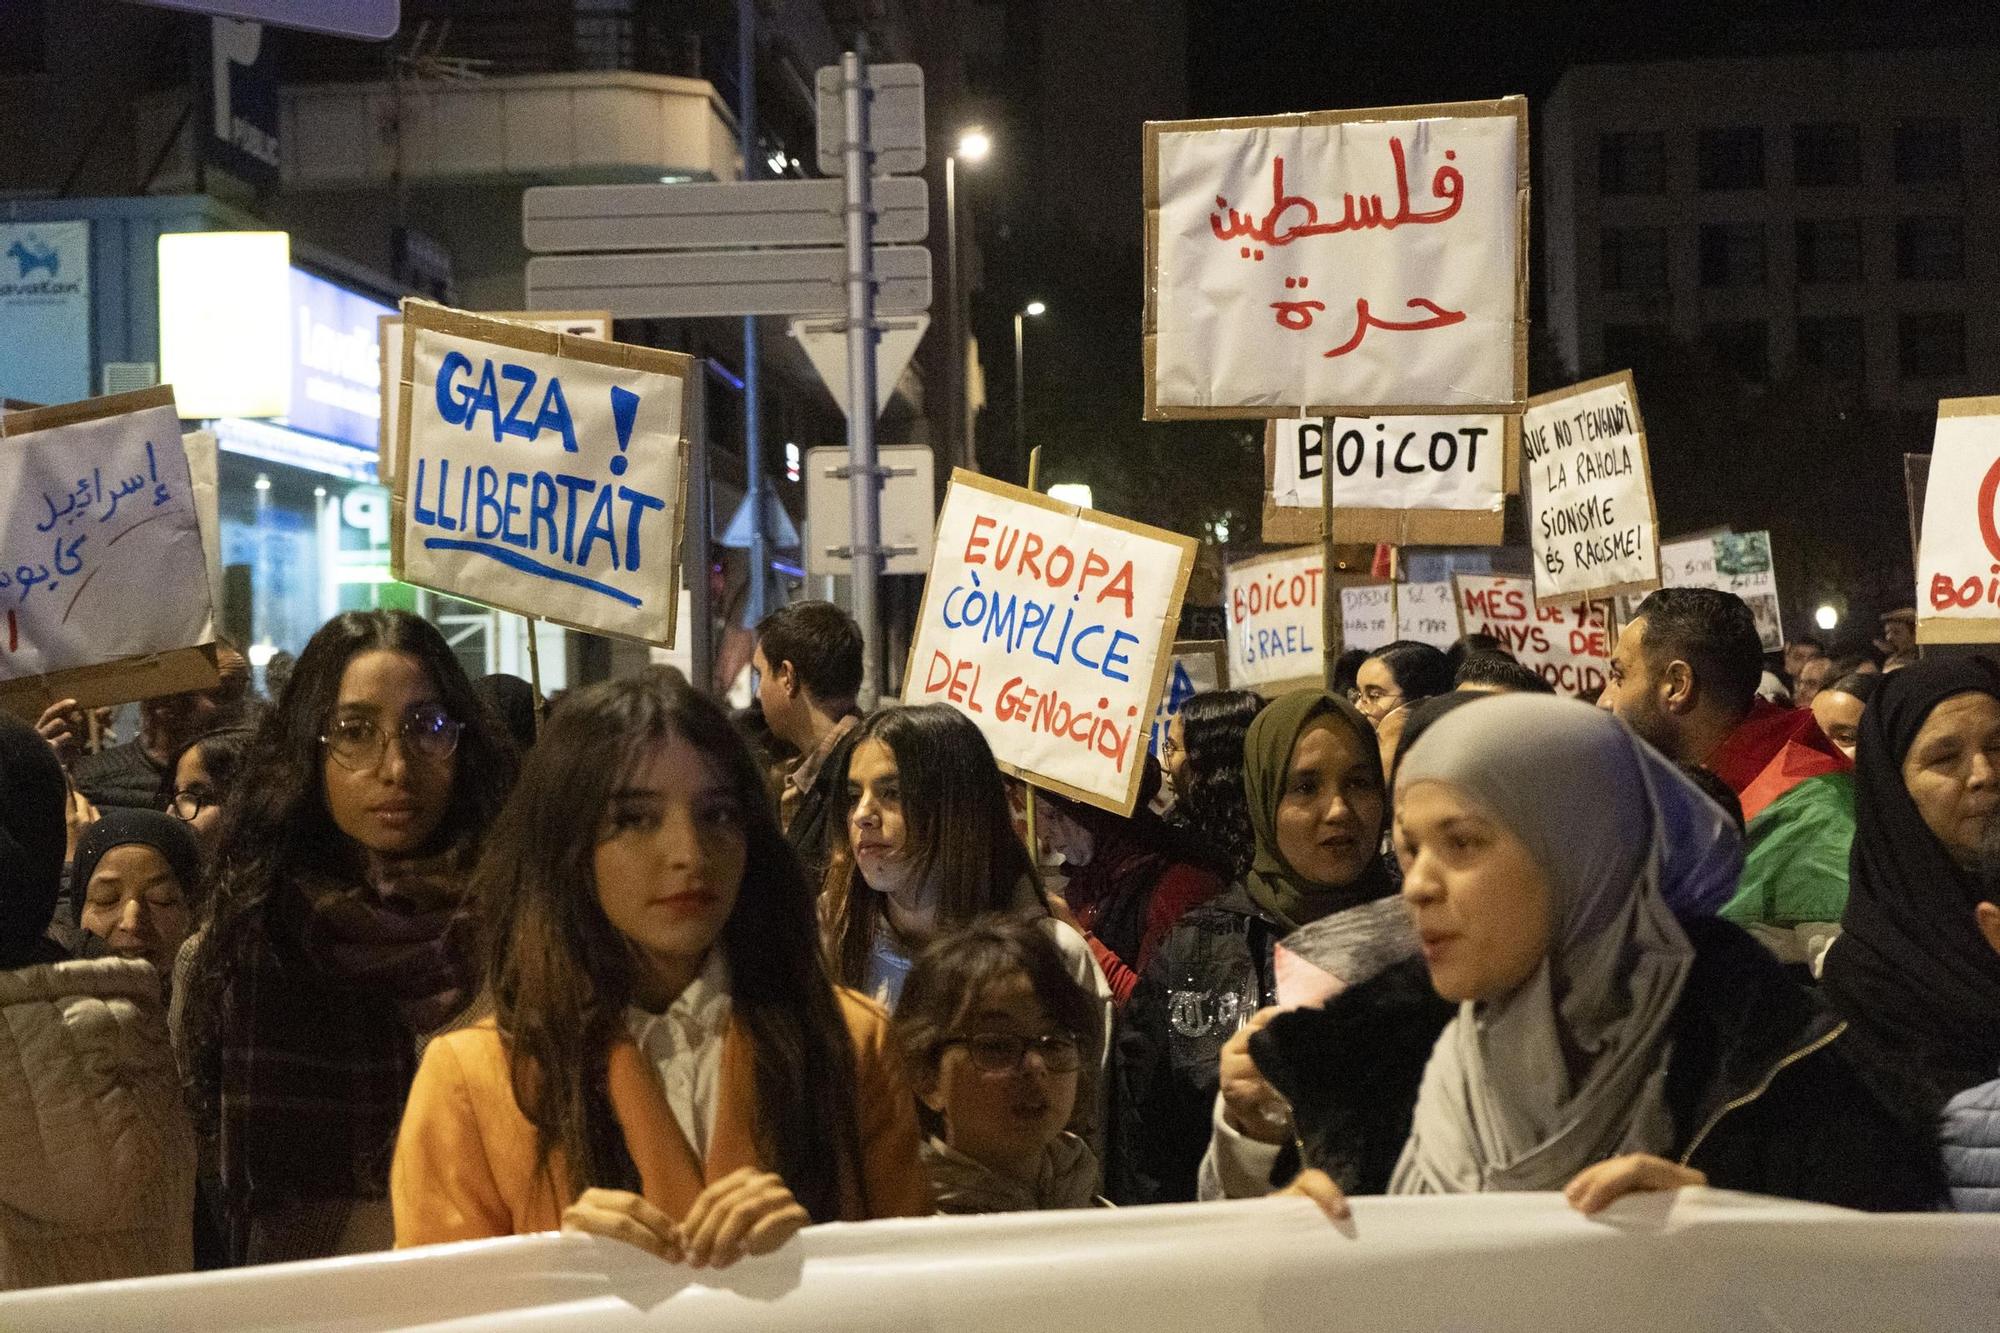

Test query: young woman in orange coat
[391,672,932,1265]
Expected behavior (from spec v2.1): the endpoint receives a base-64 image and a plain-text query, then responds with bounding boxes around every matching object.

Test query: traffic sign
[133,1,398,38]
[524,246,932,319]
[815,63,925,175]
[790,314,928,421]
[806,445,935,577]
[523,177,929,253]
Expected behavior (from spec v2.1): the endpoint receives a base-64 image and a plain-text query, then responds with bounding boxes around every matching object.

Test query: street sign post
[790,314,928,421]
[815,63,925,176]
[524,246,931,319]
[524,177,928,251]
[805,445,935,577]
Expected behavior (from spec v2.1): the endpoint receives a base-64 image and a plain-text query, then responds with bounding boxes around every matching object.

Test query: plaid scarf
[216,848,477,1258]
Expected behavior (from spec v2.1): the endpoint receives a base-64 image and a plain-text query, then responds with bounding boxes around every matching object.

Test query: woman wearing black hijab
[1822,657,2000,1110]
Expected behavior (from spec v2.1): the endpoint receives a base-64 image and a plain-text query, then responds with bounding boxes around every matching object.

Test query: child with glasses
[894,916,1105,1213]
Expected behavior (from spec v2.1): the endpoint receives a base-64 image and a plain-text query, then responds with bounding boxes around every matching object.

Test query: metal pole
[686,366,715,692]
[945,152,961,472]
[1013,310,1025,477]
[738,0,768,625]
[842,50,883,707]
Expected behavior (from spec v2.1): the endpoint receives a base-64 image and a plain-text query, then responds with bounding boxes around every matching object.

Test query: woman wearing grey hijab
[1285,696,1940,1219]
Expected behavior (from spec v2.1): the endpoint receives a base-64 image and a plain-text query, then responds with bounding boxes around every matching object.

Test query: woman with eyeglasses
[159,721,261,858]
[392,672,930,1260]
[893,916,1104,1212]
[178,610,517,1267]
[1353,641,1454,779]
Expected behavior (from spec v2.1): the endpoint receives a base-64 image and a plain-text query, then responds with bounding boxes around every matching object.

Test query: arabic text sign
[1146,97,1527,419]
[0,388,213,683]
[904,471,1196,814]
[392,301,689,645]
[1148,640,1226,759]
[1226,545,1324,692]
[1455,572,1611,697]
[1524,371,1660,605]
[1396,579,1459,650]
[1917,397,2000,644]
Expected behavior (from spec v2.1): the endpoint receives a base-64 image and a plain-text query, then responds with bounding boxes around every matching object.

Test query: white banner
[1524,371,1660,606]
[0,388,212,683]
[1916,397,2000,644]
[7,1193,1993,1331]
[1649,531,1785,652]
[1395,580,1459,650]
[1455,572,1612,698]
[904,471,1195,814]
[1226,545,1325,693]
[392,302,688,646]
[1339,581,1395,652]
[1146,99,1526,419]
[1273,416,1507,513]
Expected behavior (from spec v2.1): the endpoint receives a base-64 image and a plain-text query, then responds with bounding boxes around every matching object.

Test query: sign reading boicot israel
[391,300,689,646]
[904,471,1195,815]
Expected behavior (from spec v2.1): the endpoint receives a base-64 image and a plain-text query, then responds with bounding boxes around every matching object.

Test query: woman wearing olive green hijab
[1108,689,1392,1204]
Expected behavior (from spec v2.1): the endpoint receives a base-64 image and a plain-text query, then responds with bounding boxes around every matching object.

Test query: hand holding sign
[392,301,690,645]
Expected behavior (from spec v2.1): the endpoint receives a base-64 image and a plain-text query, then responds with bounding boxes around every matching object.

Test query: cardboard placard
[903,470,1196,815]
[1395,580,1459,650]
[380,310,612,482]
[1453,572,1612,698]
[1265,415,1516,546]
[1332,575,1396,654]
[391,300,689,646]
[1523,370,1660,607]
[1147,639,1228,760]
[1225,544,1326,695]
[1144,97,1529,420]
[1916,396,2000,644]
[0,386,221,716]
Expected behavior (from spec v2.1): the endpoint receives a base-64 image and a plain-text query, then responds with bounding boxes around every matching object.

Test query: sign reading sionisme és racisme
[905,472,1196,815]
[1523,370,1660,607]
[1145,97,1528,419]
[391,300,690,646]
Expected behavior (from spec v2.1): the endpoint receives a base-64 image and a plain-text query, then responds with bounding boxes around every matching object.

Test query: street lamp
[946,129,990,474]
[1014,300,1045,471]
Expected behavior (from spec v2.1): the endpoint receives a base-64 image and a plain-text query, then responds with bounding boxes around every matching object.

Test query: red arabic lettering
[1210,140,1464,251]
[1320,297,1467,359]
[1269,275,1323,330]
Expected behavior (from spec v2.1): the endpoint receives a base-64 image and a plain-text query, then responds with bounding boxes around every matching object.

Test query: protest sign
[10,1193,1993,1333]
[1145,97,1528,420]
[181,428,225,617]
[1147,639,1226,759]
[1645,530,1785,652]
[0,386,220,716]
[1264,414,1514,545]
[1916,396,2000,643]
[1395,579,1459,650]
[392,301,689,646]
[381,310,612,482]
[1334,576,1395,654]
[1523,370,1659,607]
[1225,544,1325,695]
[1454,571,1612,697]
[904,471,1196,814]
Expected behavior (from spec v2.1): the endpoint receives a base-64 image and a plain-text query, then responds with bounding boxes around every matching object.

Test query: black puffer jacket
[1255,916,1943,1210]
[1108,886,1281,1205]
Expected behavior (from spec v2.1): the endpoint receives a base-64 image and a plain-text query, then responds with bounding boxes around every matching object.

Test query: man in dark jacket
[74,644,250,811]
[753,601,862,887]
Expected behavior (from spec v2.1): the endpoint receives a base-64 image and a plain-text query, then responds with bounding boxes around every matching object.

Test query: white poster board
[0,387,219,712]
[391,301,689,646]
[1337,579,1396,653]
[1146,97,1528,419]
[1395,580,1459,650]
[1454,572,1612,698]
[1147,639,1227,759]
[1523,370,1660,607]
[903,470,1196,814]
[1225,544,1325,694]
[380,310,612,482]
[1646,530,1785,652]
[181,428,225,617]
[1916,396,2000,643]
[1265,414,1512,545]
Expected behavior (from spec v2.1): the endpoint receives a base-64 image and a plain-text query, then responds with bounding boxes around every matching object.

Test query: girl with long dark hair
[180,611,517,1265]
[1162,689,1263,884]
[391,672,929,1260]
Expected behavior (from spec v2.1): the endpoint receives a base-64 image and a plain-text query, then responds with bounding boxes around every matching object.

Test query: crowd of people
[0,587,1995,1291]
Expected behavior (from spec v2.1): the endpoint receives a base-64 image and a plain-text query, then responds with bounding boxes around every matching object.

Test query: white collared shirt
[623,952,733,1163]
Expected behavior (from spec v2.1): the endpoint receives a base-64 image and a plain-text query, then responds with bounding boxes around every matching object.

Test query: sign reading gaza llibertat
[1523,369,1660,607]
[1145,97,1528,420]
[390,300,690,646]
[904,471,1196,815]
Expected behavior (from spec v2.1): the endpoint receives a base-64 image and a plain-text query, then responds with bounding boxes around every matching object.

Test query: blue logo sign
[6,236,58,280]
[281,267,394,451]
[0,221,91,405]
